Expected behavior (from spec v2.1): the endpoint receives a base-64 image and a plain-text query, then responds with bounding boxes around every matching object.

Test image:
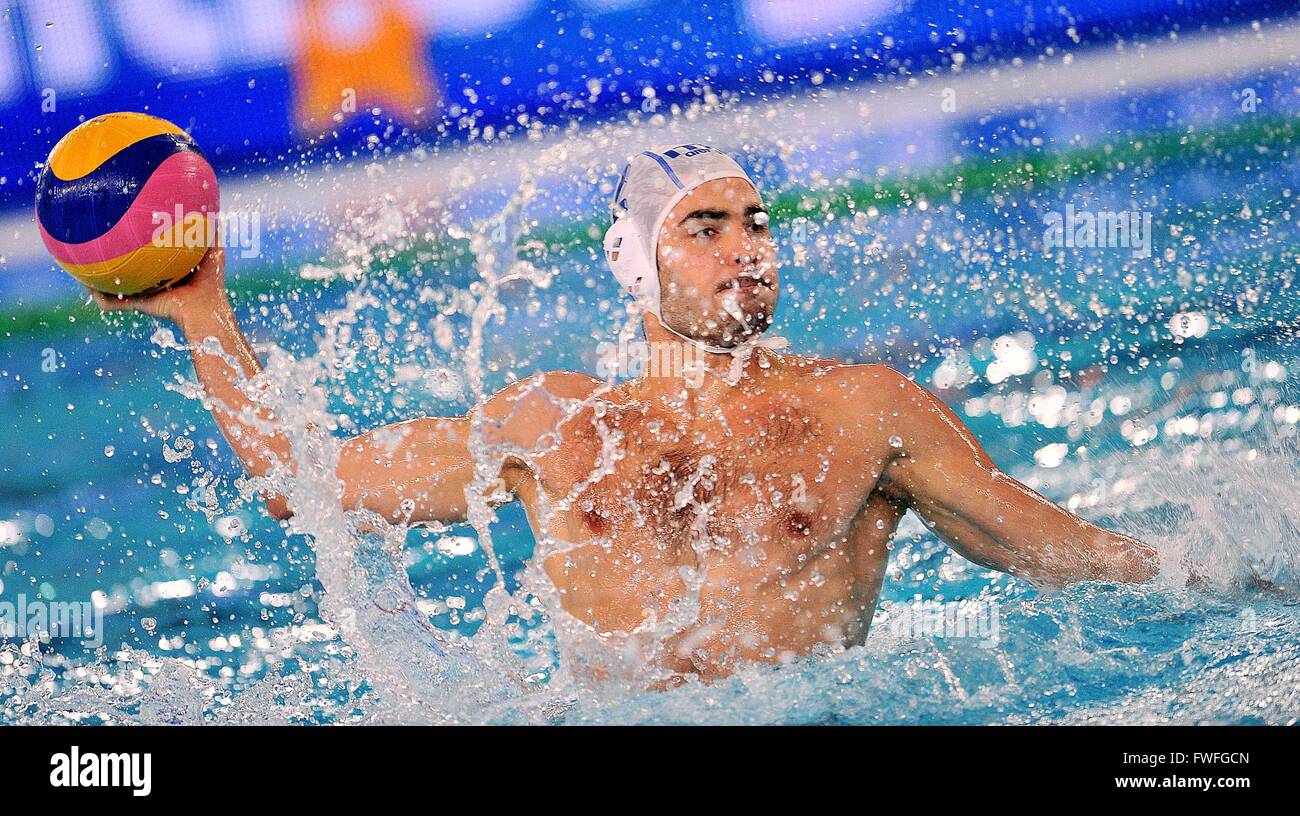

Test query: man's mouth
[718,276,774,293]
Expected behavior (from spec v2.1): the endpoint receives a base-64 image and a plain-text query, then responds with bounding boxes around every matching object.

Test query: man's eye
[749,221,769,233]
[695,227,718,238]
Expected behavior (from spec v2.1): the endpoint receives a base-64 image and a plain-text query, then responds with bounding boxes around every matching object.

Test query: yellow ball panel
[47,112,188,182]
[61,243,206,295]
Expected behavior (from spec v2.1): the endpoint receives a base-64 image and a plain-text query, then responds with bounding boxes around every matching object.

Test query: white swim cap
[603,144,756,326]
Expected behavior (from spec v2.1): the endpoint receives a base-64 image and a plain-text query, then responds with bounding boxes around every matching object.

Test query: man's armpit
[873,453,914,506]
[497,456,533,499]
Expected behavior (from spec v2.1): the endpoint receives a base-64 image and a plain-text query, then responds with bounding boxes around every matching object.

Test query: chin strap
[718,333,789,384]
[656,319,790,356]
[647,314,790,386]
[722,333,790,358]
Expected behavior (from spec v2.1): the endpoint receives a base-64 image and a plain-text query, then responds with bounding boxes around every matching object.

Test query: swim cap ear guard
[603,211,659,314]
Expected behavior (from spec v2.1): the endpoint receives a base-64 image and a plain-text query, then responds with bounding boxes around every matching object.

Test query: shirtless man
[89,144,1156,684]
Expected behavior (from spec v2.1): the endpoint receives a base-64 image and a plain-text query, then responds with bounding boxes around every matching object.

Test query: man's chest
[529,395,886,557]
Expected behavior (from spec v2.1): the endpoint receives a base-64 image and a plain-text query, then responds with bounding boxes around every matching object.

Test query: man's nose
[729,228,761,264]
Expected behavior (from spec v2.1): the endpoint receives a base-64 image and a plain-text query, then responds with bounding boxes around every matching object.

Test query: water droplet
[214,515,246,539]
[888,435,903,448]
[103,445,115,457]
[437,536,477,557]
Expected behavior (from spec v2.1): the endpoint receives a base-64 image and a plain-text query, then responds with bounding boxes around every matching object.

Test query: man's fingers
[85,287,112,309]
[85,287,132,313]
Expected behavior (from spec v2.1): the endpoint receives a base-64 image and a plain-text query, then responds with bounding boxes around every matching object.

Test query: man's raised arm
[866,366,1157,587]
[89,248,594,526]
[91,248,304,518]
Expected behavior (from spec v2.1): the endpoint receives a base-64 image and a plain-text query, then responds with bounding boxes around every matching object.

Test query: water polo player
[86,144,1157,684]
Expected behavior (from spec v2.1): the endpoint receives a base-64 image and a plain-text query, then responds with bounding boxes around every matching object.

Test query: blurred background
[1,1,1298,724]
[3,0,1299,308]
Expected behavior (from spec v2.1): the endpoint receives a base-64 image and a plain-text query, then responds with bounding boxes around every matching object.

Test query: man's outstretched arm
[867,366,1157,587]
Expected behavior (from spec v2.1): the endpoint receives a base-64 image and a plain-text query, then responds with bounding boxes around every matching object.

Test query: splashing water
[4,73,1300,725]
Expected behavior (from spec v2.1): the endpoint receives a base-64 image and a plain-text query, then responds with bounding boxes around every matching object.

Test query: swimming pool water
[2,105,1298,725]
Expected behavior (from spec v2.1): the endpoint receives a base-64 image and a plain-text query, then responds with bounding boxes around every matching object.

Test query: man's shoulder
[767,358,953,465]
[514,369,606,398]
[777,355,911,392]
[483,369,603,420]
[776,357,937,425]
[476,370,606,447]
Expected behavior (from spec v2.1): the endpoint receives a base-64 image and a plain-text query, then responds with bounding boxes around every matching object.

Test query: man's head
[604,145,778,351]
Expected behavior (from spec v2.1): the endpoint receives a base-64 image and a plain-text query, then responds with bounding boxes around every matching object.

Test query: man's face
[655,178,779,347]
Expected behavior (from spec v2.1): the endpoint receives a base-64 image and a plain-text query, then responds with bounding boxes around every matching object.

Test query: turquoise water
[2,103,1299,724]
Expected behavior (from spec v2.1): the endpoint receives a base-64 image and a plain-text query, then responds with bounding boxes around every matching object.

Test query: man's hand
[86,246,227,323]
